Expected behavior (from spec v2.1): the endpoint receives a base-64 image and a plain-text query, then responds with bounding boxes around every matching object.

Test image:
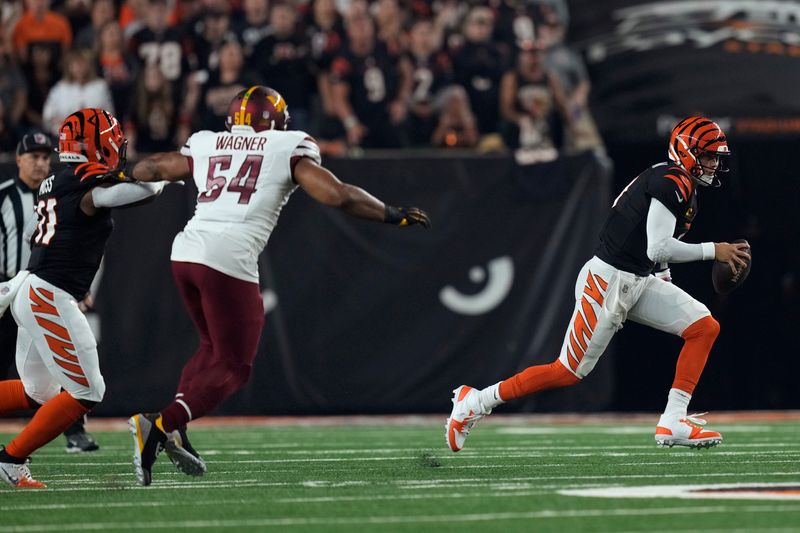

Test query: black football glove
[384,206,431,228]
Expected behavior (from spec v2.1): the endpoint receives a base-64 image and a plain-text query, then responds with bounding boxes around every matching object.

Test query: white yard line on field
[2,504,800,531]
[5,471,800,493]
[494,425,777,435]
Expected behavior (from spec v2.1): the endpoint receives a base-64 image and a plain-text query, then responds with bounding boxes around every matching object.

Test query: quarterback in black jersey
[0,109,171,488]
[445,117,750,453]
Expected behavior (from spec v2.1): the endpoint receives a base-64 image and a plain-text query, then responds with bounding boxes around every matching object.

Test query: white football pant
[558,256,711,378]
[10,274,105,404]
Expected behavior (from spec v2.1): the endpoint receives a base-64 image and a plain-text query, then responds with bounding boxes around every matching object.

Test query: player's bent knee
[682,314,720,341]
[553,359,582,387]
[23,382,61,406]
[230,363,253,388]
[705,316,721,339]
[71,378,106,404]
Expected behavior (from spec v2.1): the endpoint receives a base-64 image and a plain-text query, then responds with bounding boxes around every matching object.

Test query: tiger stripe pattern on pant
[565,271,607,372]
[28,286,89,388]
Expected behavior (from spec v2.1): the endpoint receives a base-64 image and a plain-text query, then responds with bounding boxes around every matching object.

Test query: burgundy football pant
[160,261,264,432]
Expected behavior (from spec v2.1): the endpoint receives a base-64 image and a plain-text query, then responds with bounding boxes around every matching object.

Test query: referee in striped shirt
[0,133,99,453]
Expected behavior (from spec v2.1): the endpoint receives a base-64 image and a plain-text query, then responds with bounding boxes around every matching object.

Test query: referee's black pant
[0,311,17,378]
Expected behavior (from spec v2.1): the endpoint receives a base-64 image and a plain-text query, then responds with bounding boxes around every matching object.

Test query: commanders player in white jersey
[128,85,430,486]
[446,116,750,452]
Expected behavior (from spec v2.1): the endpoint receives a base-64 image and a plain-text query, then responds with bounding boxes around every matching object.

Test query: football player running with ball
[128,85,430,486]
[0,109,171,488]
[446,116,750,452]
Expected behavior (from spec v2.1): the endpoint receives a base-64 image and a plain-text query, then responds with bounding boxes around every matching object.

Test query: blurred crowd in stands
[0,0,604,159]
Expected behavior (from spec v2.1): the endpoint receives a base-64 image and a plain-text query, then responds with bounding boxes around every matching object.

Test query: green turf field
[2,417,800,532]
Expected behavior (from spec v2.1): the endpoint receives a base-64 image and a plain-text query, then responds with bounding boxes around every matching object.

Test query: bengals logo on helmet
[226,86,290,132]
[58,108,126,169]
[667,116,730,187]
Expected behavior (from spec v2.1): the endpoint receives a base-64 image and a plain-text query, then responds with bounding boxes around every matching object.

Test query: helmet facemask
[694,148,729,187]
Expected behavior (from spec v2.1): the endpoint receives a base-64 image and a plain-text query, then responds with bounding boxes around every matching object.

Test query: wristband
[384,205,404,224]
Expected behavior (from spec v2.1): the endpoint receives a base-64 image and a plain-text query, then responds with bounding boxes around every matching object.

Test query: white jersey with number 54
[171,124,321,282]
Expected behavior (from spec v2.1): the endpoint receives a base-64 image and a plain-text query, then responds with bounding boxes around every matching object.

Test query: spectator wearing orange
[12,0,72,63]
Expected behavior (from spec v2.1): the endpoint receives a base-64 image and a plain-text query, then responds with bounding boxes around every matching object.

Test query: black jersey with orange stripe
[27,163,113,299]
[595,162,698,276]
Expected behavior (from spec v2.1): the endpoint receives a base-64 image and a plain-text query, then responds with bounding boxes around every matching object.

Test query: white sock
[477,382,504,412]
[662,388,691,420]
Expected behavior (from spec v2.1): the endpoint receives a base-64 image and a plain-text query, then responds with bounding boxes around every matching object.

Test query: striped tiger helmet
[668,116,730,187]
[226,86,290,132]
[58,108,126,168]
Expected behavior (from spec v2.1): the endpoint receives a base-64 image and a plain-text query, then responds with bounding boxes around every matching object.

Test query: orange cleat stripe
[456,386,472,402]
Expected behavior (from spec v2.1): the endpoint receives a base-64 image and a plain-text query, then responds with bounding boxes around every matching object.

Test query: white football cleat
[655,413,722,448]
[445,385,490,452]
[0,461,46,488]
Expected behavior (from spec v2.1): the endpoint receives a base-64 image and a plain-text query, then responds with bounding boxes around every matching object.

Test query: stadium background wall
[0,145,797,415]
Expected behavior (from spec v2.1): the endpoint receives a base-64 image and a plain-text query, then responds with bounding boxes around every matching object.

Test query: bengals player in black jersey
[446,116,750,452]
[0,109,177,488]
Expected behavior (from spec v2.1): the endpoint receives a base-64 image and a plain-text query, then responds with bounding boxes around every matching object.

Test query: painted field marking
[561,482,800,501]
[495,425,776,435]
[5,471,800,494]
[2,504,800,531]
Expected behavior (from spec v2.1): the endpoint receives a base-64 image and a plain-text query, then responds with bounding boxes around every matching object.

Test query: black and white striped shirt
[0,177,36,281]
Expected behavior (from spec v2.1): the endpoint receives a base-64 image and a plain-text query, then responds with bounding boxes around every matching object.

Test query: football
[711,239,752,294]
